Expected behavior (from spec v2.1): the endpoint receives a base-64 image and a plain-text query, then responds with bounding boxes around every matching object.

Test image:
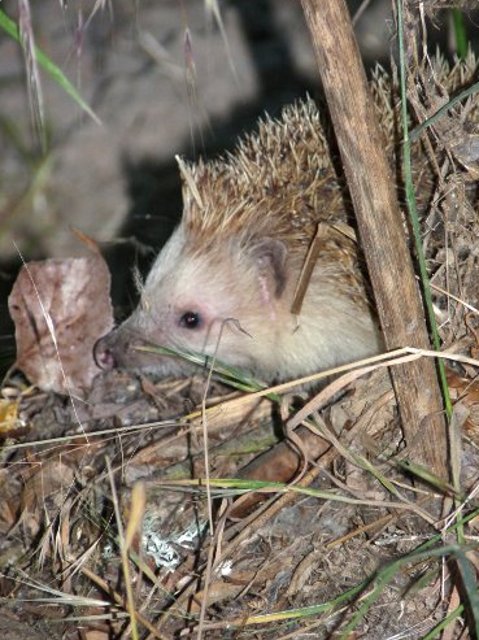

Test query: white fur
[102,224,382,383]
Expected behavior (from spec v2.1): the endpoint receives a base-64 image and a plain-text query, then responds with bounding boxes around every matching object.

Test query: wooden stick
[300,0,447,477]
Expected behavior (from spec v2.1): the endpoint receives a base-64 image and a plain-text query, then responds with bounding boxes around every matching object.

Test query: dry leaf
[8,255,113,396]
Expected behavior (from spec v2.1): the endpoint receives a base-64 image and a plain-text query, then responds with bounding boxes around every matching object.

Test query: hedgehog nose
[94,334,118,370]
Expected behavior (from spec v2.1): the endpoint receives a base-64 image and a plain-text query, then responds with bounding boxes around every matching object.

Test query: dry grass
[1,348,479,638]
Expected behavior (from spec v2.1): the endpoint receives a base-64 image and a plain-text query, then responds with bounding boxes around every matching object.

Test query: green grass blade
[0,8,101,125]
[396,0,452,422]
[452,9,468,60]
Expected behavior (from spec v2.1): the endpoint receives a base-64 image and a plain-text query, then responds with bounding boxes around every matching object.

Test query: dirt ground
[2,1,479,639]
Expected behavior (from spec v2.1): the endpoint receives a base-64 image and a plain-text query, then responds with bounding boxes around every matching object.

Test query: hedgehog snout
[94,324,158,371]
[94,332,119,370]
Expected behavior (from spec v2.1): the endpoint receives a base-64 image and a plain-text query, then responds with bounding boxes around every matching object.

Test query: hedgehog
[94,56,479,384]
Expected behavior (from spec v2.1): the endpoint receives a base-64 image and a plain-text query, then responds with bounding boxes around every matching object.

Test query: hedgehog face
[94,226,292,380]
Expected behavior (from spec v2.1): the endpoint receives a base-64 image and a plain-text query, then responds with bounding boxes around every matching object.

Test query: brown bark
[300,0,448,477]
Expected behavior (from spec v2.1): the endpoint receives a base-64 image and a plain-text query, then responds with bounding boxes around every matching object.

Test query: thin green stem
[396,1,452,421]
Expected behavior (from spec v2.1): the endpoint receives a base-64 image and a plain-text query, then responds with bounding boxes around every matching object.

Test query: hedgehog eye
[179,311,202,330]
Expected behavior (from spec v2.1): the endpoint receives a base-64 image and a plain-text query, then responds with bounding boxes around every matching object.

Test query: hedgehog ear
[250,238,288,298]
